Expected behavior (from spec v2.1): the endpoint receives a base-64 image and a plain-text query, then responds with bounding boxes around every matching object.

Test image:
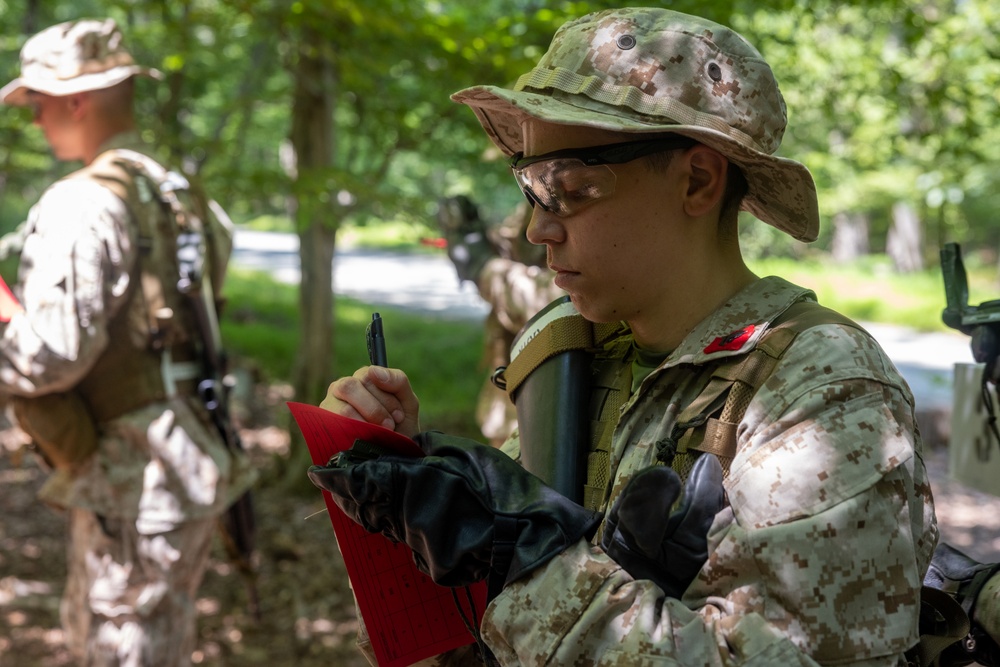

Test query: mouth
[548,261,575,275]
[549,264,580,289]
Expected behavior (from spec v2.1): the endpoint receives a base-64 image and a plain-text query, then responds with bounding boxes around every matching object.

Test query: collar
[663,276,816,368]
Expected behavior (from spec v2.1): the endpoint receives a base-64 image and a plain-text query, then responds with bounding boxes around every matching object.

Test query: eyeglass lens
[514,160,617,217]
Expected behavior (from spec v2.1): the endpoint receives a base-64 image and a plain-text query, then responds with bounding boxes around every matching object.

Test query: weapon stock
[178,226,261,621]
[940,242,1000,453]
[941,242,1000,369]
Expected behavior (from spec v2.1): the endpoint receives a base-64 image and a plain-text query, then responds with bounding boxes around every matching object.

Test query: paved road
[231,229,490,320]
[231,229,975,417]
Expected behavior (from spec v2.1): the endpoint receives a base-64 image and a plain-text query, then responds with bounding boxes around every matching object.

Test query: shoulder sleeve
[0,178,136,394]
[705,322,936,661]
[730,322,918,524]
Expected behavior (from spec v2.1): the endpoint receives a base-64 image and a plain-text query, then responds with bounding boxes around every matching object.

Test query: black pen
[367,312,388,367]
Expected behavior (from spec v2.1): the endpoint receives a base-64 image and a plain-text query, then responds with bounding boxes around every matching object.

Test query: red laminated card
[0,274,22,322]
[288,402,487,667]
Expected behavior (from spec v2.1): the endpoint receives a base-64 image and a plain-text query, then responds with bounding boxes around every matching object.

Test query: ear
[682,145,728,218]
[67,92,88,118]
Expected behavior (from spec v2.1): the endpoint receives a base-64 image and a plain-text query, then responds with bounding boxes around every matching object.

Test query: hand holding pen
[317,310,419,436]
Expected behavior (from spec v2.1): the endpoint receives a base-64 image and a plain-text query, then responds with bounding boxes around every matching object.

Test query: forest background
[2,1,1000,664]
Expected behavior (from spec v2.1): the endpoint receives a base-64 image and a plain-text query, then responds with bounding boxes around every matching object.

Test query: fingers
[618,466,681,554]
[671,454,725,540]
[319,366,421,436]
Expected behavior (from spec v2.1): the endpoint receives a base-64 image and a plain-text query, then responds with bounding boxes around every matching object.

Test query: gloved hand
[924,542,1000,667]
[307,431,602,593]
[600,454,725,598]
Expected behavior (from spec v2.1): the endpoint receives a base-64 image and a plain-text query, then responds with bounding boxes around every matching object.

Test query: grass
[221,267,485,437]
[748,255,999,333]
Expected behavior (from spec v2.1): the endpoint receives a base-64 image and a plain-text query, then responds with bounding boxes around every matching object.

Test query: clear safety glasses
[508,136,697,217]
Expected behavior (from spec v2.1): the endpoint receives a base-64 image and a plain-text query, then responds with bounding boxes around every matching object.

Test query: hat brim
[1,65,162,106]
[452,85,819,243]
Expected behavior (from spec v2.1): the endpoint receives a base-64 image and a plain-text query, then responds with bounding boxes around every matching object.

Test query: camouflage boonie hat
[451,8,819,242]
[1,18,161,106]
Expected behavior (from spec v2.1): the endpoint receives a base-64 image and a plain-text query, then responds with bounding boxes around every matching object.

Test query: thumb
[666,454,725,544]
[365,366,421,436]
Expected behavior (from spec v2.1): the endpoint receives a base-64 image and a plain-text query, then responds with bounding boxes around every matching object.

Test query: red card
[0,274,22,322]
[287,402,487,666]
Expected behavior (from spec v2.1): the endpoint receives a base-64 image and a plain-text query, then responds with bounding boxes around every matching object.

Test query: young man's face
[519,119,690,328]
[27,91,84,161]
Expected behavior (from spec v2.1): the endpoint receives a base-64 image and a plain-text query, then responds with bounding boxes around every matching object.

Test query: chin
[568,295,623,325]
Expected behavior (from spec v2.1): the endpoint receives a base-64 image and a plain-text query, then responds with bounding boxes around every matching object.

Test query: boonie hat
[452,8,819,242]
[1,18,161,107]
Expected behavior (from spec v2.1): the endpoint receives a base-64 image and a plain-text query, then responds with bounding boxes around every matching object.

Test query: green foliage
[748,254,1000,332]
[736,0,1000,250]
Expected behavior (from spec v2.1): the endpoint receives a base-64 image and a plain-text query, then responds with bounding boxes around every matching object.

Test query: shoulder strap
[664,300,863,478]
[500,298,621,400]
[73,150,131,200]
[72,150,205,419]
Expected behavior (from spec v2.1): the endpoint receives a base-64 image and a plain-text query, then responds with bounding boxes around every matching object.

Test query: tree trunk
[831,211,870,262]
[887,201,924,273]
[283,23,337,488]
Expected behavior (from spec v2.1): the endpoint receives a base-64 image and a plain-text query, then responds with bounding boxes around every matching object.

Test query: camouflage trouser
[61,508,216,667]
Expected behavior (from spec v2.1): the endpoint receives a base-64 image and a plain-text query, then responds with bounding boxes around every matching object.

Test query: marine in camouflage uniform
[438,197,565,446]
[486,275,935,666]
[309,8,998,666]
[0,20,254,666]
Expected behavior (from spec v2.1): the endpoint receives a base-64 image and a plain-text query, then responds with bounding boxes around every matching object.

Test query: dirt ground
[1,384,999,666]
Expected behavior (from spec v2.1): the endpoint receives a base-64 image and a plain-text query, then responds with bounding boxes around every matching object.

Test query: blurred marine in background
[0,19,255,666]
[438,196,564,446]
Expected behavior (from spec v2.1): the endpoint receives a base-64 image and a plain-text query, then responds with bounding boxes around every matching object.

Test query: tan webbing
[908,586,971,667]
[504,314,622,400]
[583,336,634,511]
[72,151,200,421]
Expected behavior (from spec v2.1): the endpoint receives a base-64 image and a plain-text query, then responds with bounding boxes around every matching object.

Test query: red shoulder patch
[703,324,755,354]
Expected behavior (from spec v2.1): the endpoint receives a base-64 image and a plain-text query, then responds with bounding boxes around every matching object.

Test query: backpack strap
[70,150,204,420]
[502,301,620,401]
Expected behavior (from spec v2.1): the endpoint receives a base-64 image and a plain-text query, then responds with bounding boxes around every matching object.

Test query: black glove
[307,431,602,594]
[924,542,1000,667]
[600,454,725,598]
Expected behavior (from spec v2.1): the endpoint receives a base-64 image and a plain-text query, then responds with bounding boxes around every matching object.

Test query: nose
[525,207,565,247]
